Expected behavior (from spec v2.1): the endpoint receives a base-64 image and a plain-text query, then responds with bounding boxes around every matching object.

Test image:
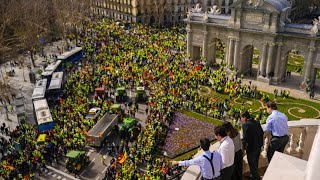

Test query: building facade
[91,0,231,25]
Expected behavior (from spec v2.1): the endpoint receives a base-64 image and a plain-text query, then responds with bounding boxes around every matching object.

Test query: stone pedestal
[257,75,271,84]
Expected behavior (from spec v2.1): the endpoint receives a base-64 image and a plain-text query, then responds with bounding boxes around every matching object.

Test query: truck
[86,113,119,147]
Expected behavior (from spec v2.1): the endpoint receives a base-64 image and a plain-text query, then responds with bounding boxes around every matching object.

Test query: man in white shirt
[172,138,223,180]
[214,126,235,180]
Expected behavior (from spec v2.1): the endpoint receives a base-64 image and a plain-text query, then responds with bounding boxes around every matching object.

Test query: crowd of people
[0,18,292,179]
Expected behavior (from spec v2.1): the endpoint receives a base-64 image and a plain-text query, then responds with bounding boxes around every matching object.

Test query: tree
[53,0,91,48]
[0,80,13,121]
[153,0,166,26]
[8,0,50,68]
[0,0,21,65]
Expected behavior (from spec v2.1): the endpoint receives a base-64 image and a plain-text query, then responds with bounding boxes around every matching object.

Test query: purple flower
[163,112,216,158]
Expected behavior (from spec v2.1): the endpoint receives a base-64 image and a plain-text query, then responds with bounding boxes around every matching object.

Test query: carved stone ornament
[247,0,263,7]
[311,16,320,36]
[191,3,202,13]
[208,5,221,15]
[203,12,208,22]
[187,9,192,20]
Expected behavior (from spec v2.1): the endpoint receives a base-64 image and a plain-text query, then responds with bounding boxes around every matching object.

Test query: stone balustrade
[181,119,320,180]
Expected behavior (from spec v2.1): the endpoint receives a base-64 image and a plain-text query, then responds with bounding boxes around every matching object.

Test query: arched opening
[239,45,261,78]
[282,50,305,89]
[215,39,226,64]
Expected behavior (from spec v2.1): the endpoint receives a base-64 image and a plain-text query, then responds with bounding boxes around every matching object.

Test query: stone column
[225,0,230,14]
[187,27,193,60]
[266,43,275,77]
[203,0,208,12]
[202,31,208,61]
[259,43,268,76]
[227,38,235,66]
[303,47,315,83]
[274,43,283,81]
[233,39,240,70]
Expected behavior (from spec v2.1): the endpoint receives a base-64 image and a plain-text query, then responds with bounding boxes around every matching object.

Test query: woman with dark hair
[222,122,242,180]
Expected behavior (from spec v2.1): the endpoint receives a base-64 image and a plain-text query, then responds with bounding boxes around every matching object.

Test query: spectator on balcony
[172,138,223,180]
[265,101,289,162]
[214,126,235,180]
[222,122,242,180]
[241,111,264,180]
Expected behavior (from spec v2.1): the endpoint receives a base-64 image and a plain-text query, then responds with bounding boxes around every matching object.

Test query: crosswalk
[37,169,68,180]
[35,166,80,180]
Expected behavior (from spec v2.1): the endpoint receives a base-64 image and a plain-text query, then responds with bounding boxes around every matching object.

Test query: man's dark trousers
[247,148,261,180]
[221,164,234,180]
[267,135,289,162]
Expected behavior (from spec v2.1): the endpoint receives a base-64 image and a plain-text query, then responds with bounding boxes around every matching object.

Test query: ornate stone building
[185,0,320,88]
[91,0,231,25]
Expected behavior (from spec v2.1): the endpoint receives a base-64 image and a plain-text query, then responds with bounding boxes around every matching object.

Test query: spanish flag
[119,152,127,164]
[3,164,14,170]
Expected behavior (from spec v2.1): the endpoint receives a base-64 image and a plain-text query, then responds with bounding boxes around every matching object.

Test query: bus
[47,72,64,104]
[57,47,83,64]
[41,60,63,81]
[33,99,54,132]
[32,79,47,101]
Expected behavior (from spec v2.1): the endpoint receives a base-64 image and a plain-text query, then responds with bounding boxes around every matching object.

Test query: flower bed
[163,112,216,158]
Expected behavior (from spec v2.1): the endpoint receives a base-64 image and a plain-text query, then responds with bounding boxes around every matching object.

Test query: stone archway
[185,0,320,89]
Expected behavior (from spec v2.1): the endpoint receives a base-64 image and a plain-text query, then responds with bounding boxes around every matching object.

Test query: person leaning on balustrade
[241,111,264,180]
[214,126,235,180]
[265,101,289,162]
[222,122,243,180]
[172,138,223,180]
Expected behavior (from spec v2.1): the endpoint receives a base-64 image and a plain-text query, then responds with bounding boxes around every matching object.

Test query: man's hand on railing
[171,160,179,166]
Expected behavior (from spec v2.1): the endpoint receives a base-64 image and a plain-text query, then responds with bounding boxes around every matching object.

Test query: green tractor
[110,103,123,121]
[119,118,138,139]
[115,87,127,103]
[135,86,147,102]
[65,150,89,173]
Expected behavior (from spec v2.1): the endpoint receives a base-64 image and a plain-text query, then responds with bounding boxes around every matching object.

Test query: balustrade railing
[181,119,320,180]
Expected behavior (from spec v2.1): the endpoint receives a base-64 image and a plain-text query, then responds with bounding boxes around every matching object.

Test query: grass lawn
[200,86,320,121]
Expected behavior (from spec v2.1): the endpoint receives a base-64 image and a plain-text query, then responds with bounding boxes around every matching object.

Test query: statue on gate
[311,16,320,36]
[209,5,221,15]
[191,3,202,13]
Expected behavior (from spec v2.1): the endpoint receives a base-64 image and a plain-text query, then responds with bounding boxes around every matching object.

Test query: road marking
[47,165,80,180]
[95,176,100,180]
[98,148,104,154]
[57,176,61,179]
[48,172,53,175]
[80,158,95,176]
[62,178,66,180]
[87,149,94,156]
[52,174,57,177]
[102,166,108,173]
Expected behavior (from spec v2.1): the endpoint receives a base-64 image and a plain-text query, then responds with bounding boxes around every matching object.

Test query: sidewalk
[0,40,71,131]
[241,72,320,103]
